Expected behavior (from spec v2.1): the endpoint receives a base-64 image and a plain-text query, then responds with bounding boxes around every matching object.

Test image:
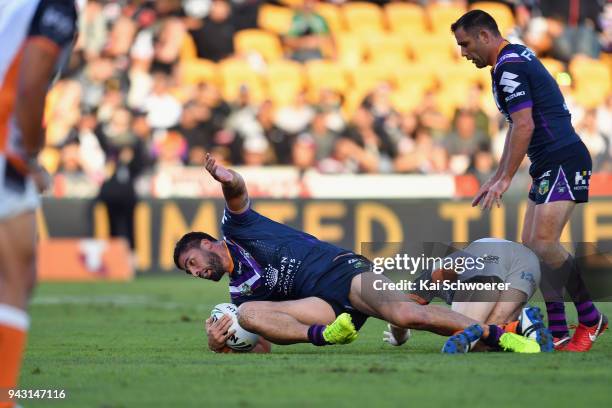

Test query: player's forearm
[492,126,513,181]
[498,122,532,181]
[221,169,250,212]
[15,84,47,157]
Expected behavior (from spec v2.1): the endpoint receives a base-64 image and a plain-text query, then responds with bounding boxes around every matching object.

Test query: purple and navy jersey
[221,205,347,305]
[491,43,580,164]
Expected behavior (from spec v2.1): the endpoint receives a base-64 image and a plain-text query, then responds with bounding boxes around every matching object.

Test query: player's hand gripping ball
[210,303,260,351]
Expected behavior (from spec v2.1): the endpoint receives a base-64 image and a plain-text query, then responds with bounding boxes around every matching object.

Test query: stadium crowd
[44,0,612,198]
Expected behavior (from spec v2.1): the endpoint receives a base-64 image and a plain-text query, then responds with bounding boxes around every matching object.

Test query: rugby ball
[210,303,259,351]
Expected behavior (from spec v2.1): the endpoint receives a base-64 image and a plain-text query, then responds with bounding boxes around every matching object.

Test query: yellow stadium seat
[540,57,565,78]
[348,63,395,94]
[335,32,367,69]
[258,4,294,35]
[315,2,344,33]
[266,59,304,87]
[390,87,426,114]
[569,57,611,89]
[569,57,611,108]
[393,63,437,92]
[408,33,456,63]
[219,59,266,102]
[180,35,197,61]
[343,88,371,118]
[364,33,410,64]
[342,1,384,33]
[384,2,427,34]
[434,59,480,89]
[234,29,283,61]
[265,59,304,106]
[427,2,466,33]
[305,60,348,97]
[179,59,218,86]
[436,89,461,120]
[469,1,515,35]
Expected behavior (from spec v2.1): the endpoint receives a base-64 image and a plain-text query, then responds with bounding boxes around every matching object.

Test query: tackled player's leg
[348,272,539,353]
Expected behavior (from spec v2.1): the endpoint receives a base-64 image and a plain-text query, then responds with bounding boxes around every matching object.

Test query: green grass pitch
[19,276,612,408]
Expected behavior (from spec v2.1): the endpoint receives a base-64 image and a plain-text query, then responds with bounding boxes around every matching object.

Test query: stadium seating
[392,64,437,93]
[265,60,305,106]
[342,2,384,33]
[390,86,427,113]
[219,59,266,102]
[363,33,410,64]
[234,29,284,61]
[408,33,457,63]
[384,2,427,35]
[305,60,348,98]
[348,63,395,95]
[569,57,611,108]
[178,59,218,86]
[469,1,516,35]
[258,4,294,35]
[315,2,344,33]
[540,58,565,79]
[335,32,367,69]
[426,2,467,33]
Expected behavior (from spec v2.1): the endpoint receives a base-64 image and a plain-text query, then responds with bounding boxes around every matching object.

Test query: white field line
[31,294,212,312]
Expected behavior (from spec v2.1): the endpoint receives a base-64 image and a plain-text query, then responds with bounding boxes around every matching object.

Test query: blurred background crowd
[45,0,612,199]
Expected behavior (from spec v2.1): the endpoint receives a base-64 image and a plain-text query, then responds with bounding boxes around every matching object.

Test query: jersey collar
[222,240,235,276]
[491,40,511,73]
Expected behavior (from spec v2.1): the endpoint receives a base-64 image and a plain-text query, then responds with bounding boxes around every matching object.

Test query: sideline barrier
[37,238,134,282]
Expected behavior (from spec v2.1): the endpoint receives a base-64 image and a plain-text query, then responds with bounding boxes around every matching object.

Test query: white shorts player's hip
[0,156,40,220]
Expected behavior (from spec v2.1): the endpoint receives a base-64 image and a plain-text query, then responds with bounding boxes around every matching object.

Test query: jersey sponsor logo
[239,283,252,296]
[537,170,552,180]
[505,91,526,102]
[574,170,591,190]
[538,179,550,195]
[40,5,74,40]
[500,71,521,93]
[264,265,279,289]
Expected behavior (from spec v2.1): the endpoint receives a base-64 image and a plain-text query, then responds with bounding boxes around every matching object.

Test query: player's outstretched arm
[204,153,249,213]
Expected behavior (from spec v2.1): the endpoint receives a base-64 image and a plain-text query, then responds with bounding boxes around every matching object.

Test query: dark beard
[207,251,226,281]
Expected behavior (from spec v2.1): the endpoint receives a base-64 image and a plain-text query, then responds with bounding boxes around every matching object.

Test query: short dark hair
[450,10,501,36]
[173,231,218,270]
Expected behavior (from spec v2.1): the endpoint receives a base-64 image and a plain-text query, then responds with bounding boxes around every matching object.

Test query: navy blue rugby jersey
[220,205,349,305]
[491,43,580,164]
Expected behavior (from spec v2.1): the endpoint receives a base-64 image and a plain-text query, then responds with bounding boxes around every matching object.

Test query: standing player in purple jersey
[174,154,543,354]
[451,10,607,351]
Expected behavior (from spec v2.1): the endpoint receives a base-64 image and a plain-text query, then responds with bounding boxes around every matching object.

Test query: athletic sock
[561,255,602,327]
[307,324,328,346]
[482,324,504,349]
[574,300,601,327]
[0,304,30,408]
[546,301,569,339]
[503,320,519,334]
